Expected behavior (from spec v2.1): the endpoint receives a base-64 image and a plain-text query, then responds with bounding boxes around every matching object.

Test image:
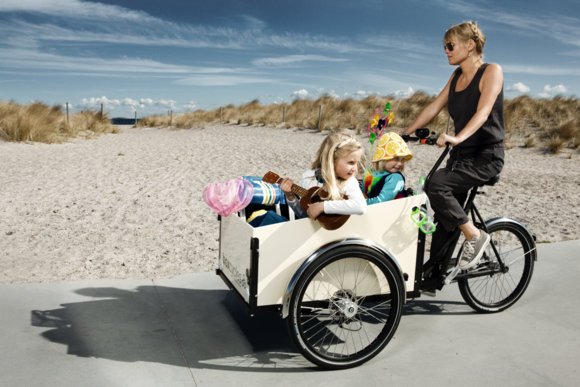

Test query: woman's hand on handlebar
[436,133,460,148]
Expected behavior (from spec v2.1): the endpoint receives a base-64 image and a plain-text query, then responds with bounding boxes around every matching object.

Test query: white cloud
[0,48,194,74]
[363,34,432,56]
[80,96,120,107]
[435,0,580,48]
[507,82,530,93]
[503,64,580,77]
[253,55,348,67]
[0,4,360,53]
[318,89,340,99]
[140,98,154,106]
[0,0,158,23]
[292,89,310,99]
[539,84,567,98]
[262,34,358,53]
[156,99,177,109]
[119,98,166,111]
[0,19,246,50]
[176,75,274,86]
[183,101,197,110]
[121,98,140,109]
[354,90,370,98]
[354,72,419,94]
[348,86,414,99]
[394,87,415,98]
[80,96,178,113]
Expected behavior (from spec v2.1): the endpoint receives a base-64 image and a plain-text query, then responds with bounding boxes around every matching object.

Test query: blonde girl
[280,132,367,220]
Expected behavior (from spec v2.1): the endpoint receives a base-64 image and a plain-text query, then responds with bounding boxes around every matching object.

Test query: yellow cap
[372,132,413,162]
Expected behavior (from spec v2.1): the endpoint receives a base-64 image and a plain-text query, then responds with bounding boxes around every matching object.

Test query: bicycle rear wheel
[458,218,536,313]
[287,245,404,369]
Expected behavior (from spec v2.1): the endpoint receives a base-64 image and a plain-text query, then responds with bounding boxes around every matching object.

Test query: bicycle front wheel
[458,218,536,313]
[287,245,404,369]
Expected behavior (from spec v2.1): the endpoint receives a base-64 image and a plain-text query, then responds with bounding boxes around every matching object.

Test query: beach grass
[139,93,580,153]
[0,101,118,143]
[2,94,579,153]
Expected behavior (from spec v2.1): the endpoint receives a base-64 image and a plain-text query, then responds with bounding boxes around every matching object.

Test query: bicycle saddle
[482,174,500,186]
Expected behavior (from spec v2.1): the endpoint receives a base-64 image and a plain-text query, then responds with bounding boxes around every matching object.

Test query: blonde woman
[404,21,505,277]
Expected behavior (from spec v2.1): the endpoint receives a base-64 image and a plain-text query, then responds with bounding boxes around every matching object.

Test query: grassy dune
[0,101,118,143]
[2,94,579,153]
[139,93,579,153]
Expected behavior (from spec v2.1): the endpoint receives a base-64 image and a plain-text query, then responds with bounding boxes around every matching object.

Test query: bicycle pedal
[444,266,461,285]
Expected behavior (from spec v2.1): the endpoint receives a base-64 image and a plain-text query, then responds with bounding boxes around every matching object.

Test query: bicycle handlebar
[401,128,438,145]
[401,128,451,188]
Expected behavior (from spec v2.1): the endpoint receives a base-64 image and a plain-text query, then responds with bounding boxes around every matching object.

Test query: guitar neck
[264,171,314,198]
[269,175,309,197]
[263,171,348,230]
[290,184,309,198]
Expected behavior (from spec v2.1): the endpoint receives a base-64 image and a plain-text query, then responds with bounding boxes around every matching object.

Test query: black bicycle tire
[287,245,404,369]
[458,219,535,313]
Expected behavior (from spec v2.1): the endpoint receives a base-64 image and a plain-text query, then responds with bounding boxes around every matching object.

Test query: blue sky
[1,0,579,117]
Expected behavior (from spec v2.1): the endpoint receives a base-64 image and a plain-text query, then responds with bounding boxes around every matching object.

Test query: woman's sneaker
[459,231,490,270]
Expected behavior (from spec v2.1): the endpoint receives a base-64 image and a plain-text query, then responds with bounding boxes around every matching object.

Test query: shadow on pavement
[30,284,476,372]
[31,285,312,372]
[403,299,474,315]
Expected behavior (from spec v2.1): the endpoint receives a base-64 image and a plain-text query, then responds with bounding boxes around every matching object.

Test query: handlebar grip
[415,128,431,138]
[401,128,437,143]
[401,131,437,144]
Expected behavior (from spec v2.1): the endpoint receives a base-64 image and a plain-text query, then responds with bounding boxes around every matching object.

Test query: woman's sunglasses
[444,42,455,52]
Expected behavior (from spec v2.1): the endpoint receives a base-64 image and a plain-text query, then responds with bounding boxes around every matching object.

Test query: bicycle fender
[485,217,538,261]
[280,238,406,318]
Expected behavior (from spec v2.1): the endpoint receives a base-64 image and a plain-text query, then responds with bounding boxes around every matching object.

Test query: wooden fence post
[317,105,322,130]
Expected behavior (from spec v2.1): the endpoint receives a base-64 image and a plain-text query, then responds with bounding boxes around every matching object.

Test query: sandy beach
[1,125,578,284]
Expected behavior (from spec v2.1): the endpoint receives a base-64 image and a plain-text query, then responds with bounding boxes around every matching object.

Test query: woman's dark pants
[425,146,504,278]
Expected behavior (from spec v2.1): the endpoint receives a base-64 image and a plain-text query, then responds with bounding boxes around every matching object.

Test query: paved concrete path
[1,240,578,387]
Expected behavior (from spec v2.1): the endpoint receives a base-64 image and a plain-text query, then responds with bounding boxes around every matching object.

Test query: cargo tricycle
[216,129,537,369]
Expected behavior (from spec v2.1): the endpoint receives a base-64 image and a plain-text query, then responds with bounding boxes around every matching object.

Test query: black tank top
[448,63,504,149]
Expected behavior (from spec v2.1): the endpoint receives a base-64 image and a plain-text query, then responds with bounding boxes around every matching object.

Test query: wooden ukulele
[262,171,350,230]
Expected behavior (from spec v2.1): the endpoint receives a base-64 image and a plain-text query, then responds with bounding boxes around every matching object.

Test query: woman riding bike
[403,21,505,288]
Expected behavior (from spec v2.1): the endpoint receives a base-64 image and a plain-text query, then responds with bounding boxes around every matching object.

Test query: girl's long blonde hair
[311,132,363,200]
